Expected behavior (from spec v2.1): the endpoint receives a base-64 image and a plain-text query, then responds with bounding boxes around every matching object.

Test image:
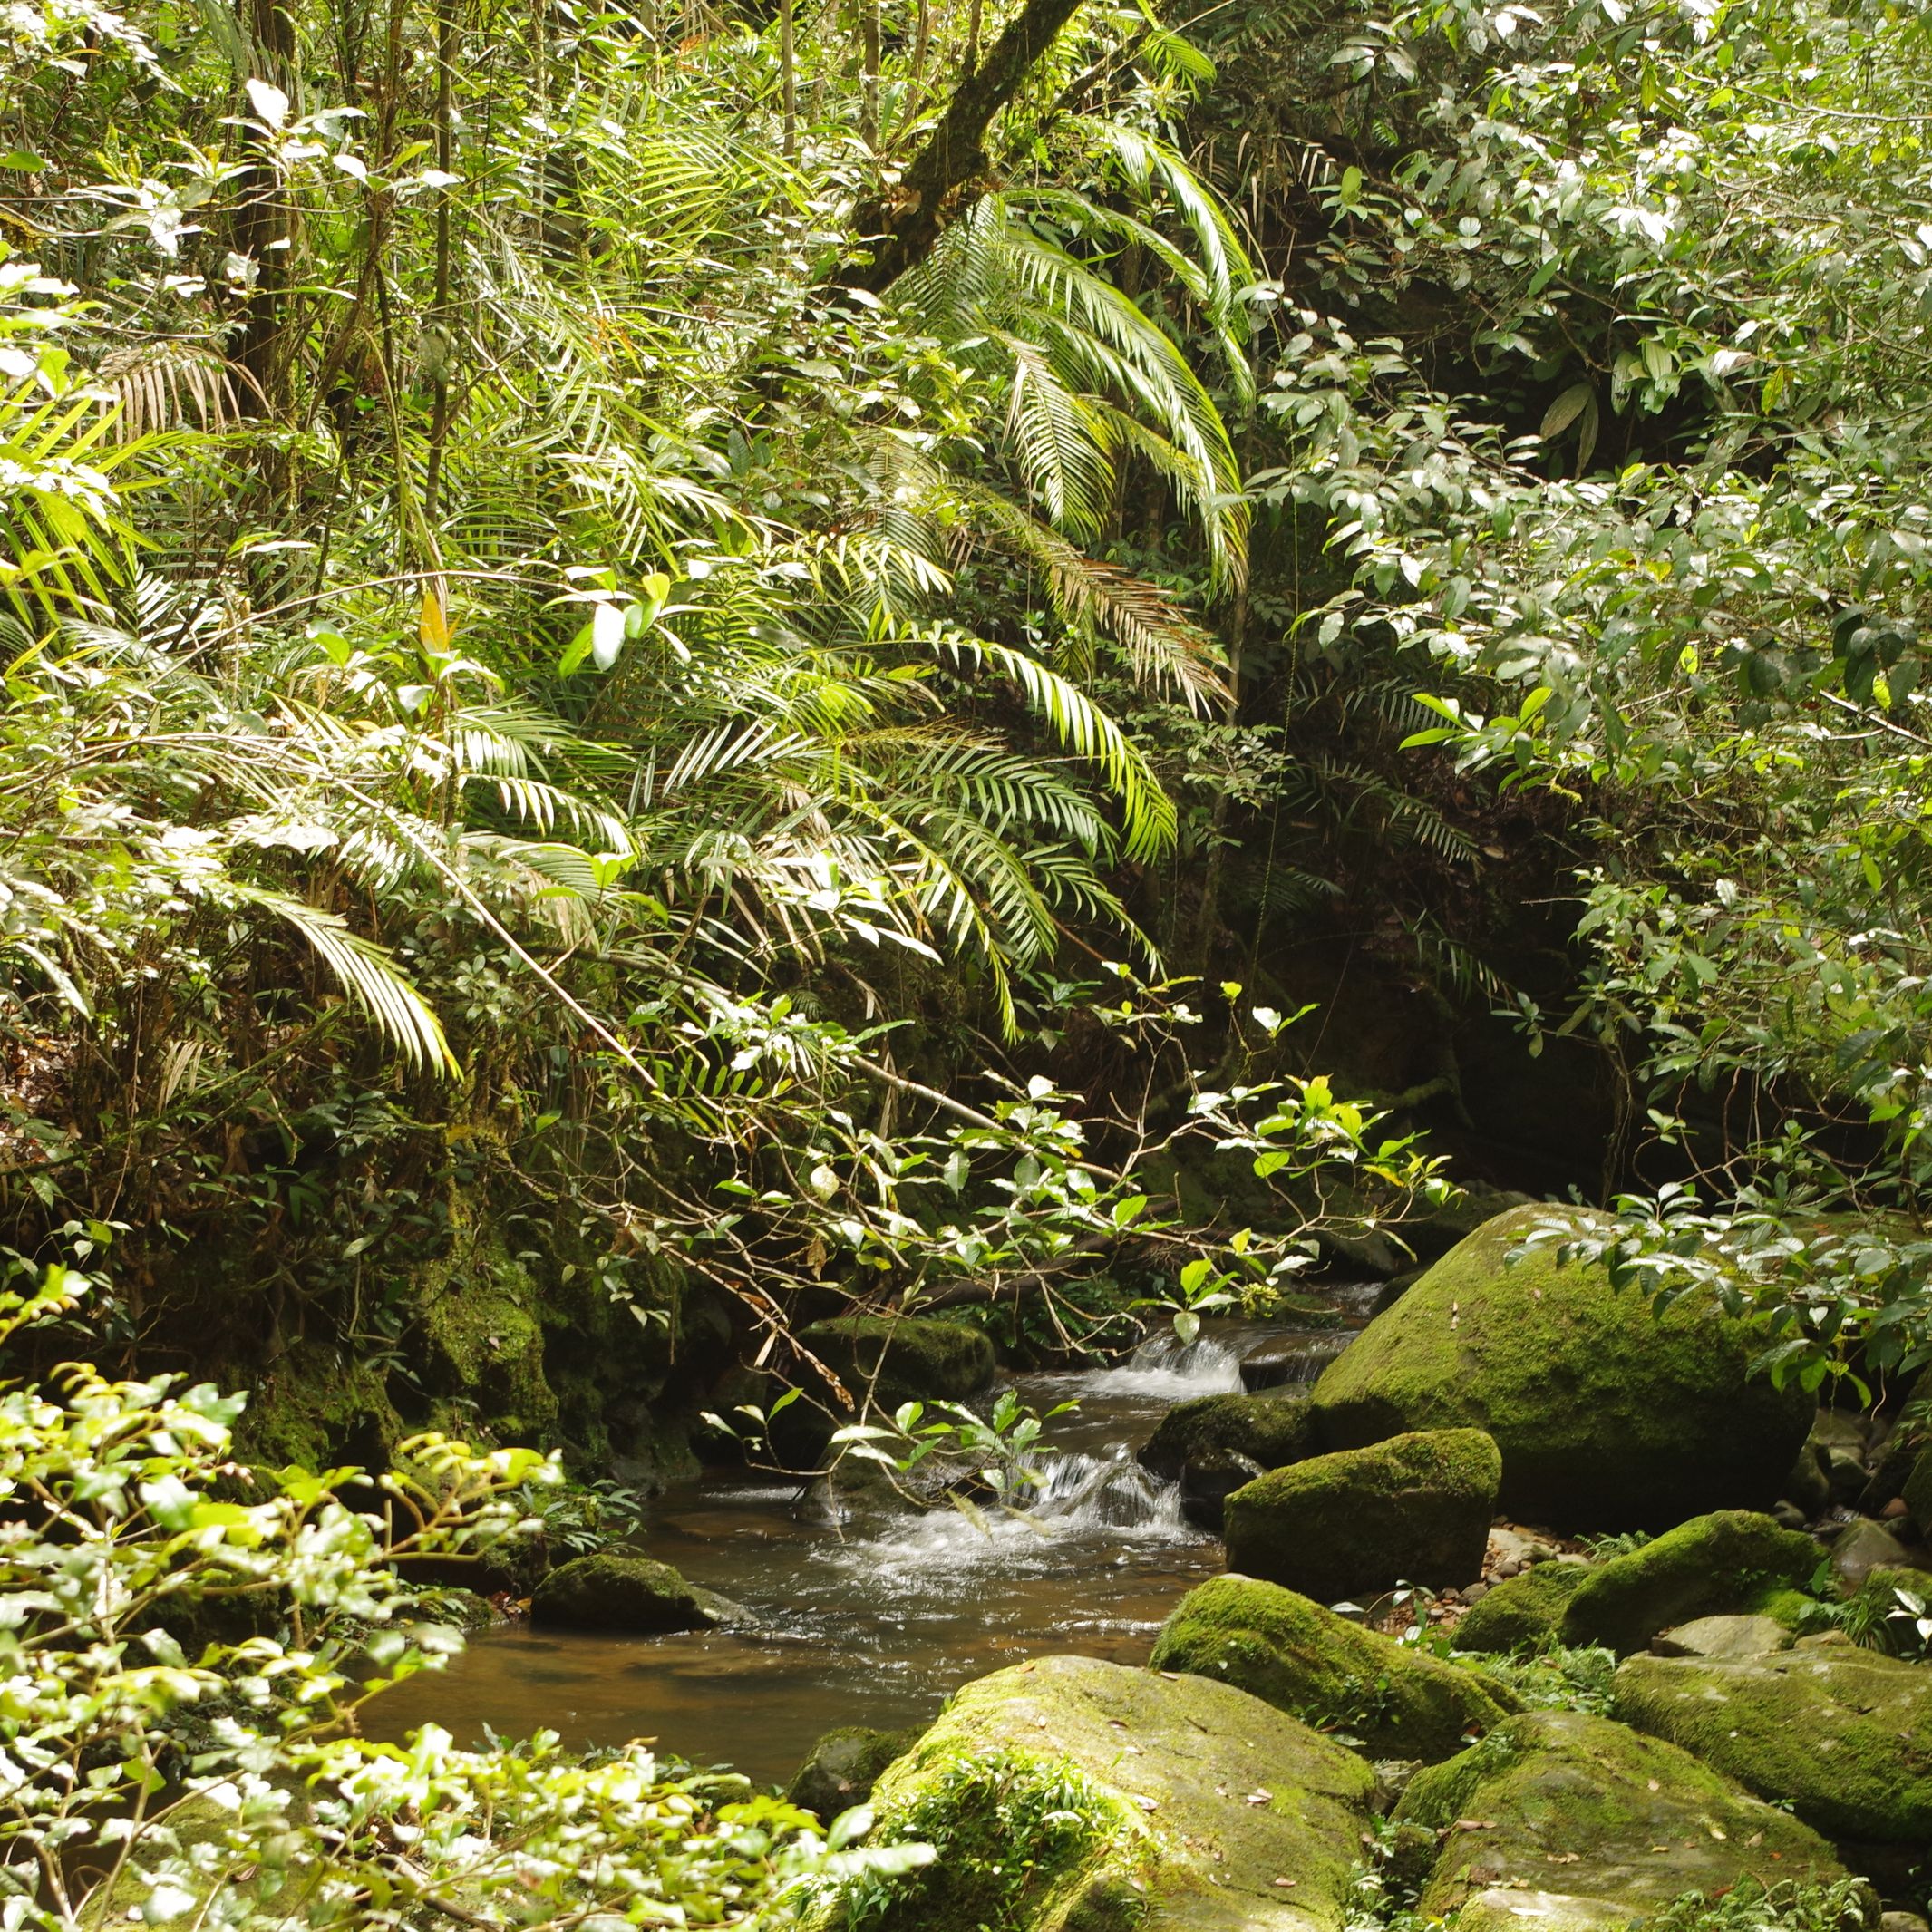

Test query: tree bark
[840,0,1083,294]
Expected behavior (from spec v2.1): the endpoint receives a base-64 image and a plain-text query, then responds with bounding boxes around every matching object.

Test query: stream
[374,1298,1374,1788]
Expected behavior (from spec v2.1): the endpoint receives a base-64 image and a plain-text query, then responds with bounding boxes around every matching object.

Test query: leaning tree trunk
[839,0,1083,294]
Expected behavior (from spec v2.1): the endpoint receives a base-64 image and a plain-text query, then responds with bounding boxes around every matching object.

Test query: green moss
[233,1340,402,1469]
[1223,1428,1500,1602]
[820,1655,1375,1932]
[1453,1561,1593,1655]
[801,1316,997,1402]
[1613,1646,1932,1846]
[1138,1391,1316,1481]
[1558,1512,1820,1655]
[1149,1575,1519,1760]
[1396,1709,1843,1922]
[417,1230,557,1445]
[1309,1207,1813,1530]
[529,1553,738,1633]
[788,1727,920,1820]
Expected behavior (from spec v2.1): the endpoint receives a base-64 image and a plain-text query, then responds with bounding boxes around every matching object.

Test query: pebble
[1463,1582,1490,1602]
[1882,1496,1911,1521]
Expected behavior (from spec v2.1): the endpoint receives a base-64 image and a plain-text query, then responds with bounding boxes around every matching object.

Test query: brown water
[374,1305,1372,1789]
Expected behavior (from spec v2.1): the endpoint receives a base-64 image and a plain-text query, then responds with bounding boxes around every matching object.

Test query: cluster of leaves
[1214,0,1932,1378]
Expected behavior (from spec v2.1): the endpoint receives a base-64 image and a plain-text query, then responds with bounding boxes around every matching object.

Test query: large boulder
[1150,1575,1519,1761]
[775,1316,997,1463]
[1614,1644,1932,1846]
[1141,1392,1318,1529]
[1309,1207,1813,1529]
[834,1654,1375,1932]
[1453,1561,1593,1655]
[529,1554,743,1632]
[1558,1512,1820,1655]
[1139,1391,1317,1480]
[1224,1429,1500,1603]
[1394,1709,1845,1932]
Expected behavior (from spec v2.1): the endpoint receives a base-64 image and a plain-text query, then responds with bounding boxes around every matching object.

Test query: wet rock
[1649,1613,1791,1660]
[1395,1709,1845,1928]
[529,1554,744,1633]
[1308,1207,1813,1530]
[1177,1446,1265,1532]
[1825,1448,1870,1507]
[1452,1561,1592,1655]
[1239,1335,1345,1393]
[1150,1574,1520,1761]
[1772,1500,1810,1530]
[786,1724,918,1820]
[1138,1389,1316,1483]
[775,1316,996,1464]
[820,1653,1375,1932]
[1782,1442,1832,1519]
[1224,1428,1499,1603]
[1614,1646,1932,1846]
[1558,1511,1820,1655]
[1904,1445,1932,1539]
[1830,1516,1920,1589]
[1881,1914,1930,1932]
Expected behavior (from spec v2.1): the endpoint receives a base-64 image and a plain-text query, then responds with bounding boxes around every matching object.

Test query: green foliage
[828,1745,1132,1932]
[1642,1879,1877,1932]
[1464,1640,1620,1717]
[0,1264,904,1931]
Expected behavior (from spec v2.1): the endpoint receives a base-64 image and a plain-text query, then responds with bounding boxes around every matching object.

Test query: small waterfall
[1031,1445,1187,1532]
[1094,1328,1245,1399]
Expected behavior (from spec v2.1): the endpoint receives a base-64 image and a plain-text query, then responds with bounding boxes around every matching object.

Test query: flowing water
[374,1304,1373,1788]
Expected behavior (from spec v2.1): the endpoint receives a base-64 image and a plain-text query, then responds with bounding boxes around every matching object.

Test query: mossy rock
[825,1654,1376,1932]
[1309,1207,1814,1530]
[1149,1575,1520,1761]
[777,1315,997,1464]
[1223,1429,1500,1603]
[1614,1646,1932,1846]
[1138,1390,1317,1496]
[1903,1447,1932,1539]
[786,1725,918,1820]
[417,1238,557,1444]
[1395,1708,1845,1927]
[234,1340,403,1470]
[1558,1512,1820,1655]
[1453,1561,1593,1655]
[528,1553,743,1633]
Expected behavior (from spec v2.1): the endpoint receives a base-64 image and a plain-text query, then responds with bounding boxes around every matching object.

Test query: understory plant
[0,1260,922,1931]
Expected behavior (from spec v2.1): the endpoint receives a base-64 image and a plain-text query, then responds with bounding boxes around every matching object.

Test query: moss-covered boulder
[1614,1646,1932,1846]
[834,1654,1375,1932]
[1902,1446,1932,1539]
[1150,1575,1519,1760]
[786,1725,917,1820]
[1139,1390,1317,1481]
[776,1315,997,1464]
[1557,1512,1820,1655]
[1453,1560,1593,1655]
[1309,1207,1813,1529]
[1140,1391,1317,1525]
[1224,1429,1500,1603]
[1394,1709,1844,1930]
[528,1554,743,1633]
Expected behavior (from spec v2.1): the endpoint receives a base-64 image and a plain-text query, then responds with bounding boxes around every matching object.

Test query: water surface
[374,1308,1369,1787]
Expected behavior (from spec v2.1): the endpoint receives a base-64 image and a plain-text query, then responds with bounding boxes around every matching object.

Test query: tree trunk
[840,0,1083,294]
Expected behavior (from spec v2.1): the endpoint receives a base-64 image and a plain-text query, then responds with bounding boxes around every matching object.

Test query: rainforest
[4,0,1932,1922]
